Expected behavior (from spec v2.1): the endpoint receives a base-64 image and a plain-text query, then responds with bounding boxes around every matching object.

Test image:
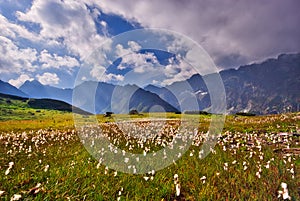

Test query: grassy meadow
[0,104,299,200]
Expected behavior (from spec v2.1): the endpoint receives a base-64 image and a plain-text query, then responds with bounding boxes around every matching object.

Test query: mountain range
[0,53,299,115]
[145,53,300,114]
[0,80,28,97]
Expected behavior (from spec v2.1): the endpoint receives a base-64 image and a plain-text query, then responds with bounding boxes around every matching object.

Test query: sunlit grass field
[0,109,299,200]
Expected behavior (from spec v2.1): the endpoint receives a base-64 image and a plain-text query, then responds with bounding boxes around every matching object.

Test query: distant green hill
[0,93,91,121]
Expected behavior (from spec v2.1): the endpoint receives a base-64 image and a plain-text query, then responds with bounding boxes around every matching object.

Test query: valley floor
[0,112,299,200]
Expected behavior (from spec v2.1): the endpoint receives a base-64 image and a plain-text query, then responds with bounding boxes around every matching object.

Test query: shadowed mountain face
[72,82,179,114]
[220,53,300,114]
[0,80,28,97]
[1,53,299,115]
[144,53,300,115]
[19,80,179,114]
[144,74,210,112]
[20,80,72,103]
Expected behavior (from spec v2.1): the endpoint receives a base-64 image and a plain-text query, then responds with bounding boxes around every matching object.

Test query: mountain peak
[0,80,28,97]
[22,79,43,87]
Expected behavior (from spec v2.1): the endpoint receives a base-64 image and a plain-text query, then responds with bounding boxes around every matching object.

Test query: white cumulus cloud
[16,0,109,59]
[0,14,41,41]
[39,49,79,69]
[8,74,34,88]
[36,72,60,85]
[0,36,38,74]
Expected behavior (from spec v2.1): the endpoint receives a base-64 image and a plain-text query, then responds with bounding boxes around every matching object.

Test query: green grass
[0,109,299,200]
[0,93,89,122]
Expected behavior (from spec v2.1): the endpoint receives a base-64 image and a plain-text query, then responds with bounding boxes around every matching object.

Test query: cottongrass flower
[175,183,181,197]
[265,160,270,169]
[132,166,137,174]
[278,182,291,200]
[5,168,11,175]
[223,146,226,151]
[5,162,14,175]
[242,161,248,171]
[44,165,49,172]
[10,194,22,201]
[200,176,206,184]
[29,183,43,195]
[104,166,108,175]
[199,149,204,159]
[223,163,228,171]
[174,174,181,197]
[290,168,294,179]
[8,162,13,167]
[117,187,123,201]
[255,171,261,179]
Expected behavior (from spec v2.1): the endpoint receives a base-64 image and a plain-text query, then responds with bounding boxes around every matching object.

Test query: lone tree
[129,109,139,115]
[104,112,113,117]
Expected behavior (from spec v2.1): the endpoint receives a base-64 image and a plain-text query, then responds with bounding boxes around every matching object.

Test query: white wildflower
[5,168,11,175]
[256,171,261,178]
[200,176,206,184]
[10,194,22,201]
[174,174,181,196]
[200,176,206,180]
[174,174,178,183]
[44,165,49,172]
[9,162,14,168]
[278,182,291,200]
[265,164,270,169]
[223,162,228,171]
[5,162,14,175]
[175,183,181,196]
[223,146,226,151]
[104,166,108,175]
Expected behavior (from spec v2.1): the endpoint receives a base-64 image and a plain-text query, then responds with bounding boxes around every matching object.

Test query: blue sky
[0,0,299,89]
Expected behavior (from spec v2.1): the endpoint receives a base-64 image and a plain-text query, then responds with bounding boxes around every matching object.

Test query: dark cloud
[97,0,300,69]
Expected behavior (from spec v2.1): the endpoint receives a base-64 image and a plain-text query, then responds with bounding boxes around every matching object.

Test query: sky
[0,0,299,89]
